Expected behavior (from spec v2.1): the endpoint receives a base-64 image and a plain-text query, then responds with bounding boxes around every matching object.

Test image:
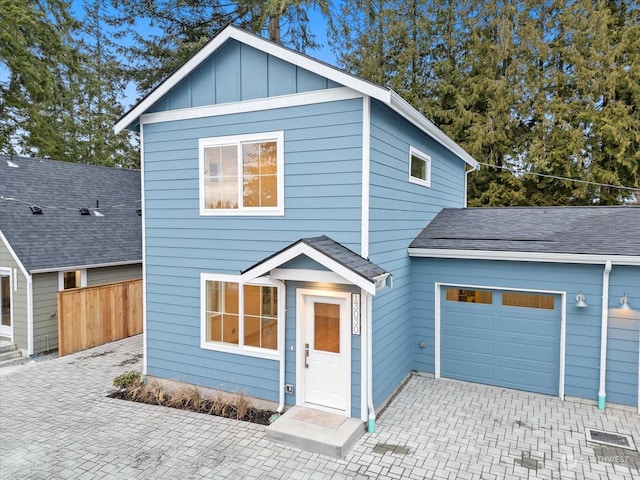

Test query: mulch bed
[108,389,275,425]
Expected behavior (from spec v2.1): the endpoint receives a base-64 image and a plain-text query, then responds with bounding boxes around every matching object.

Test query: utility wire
[0,195,141,210]
[476,162,640,193]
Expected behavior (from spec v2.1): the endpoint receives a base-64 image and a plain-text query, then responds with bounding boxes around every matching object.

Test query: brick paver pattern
[1,335,639,479]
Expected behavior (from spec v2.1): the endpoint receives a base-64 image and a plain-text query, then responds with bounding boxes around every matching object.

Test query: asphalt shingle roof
[410,206,640,257]
[0,155,142,273]
[243,235,387,282]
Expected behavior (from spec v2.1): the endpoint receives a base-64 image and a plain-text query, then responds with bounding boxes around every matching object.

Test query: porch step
[0,342,25,367]
[265,406,364,458]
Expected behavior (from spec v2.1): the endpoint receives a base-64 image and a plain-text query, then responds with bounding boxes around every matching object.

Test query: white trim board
[140,88,362,126]
[434,282,566,400]
[361,96,371,259]
[115,25,477,168]
[240,242,378,295]
[409,248,640,266]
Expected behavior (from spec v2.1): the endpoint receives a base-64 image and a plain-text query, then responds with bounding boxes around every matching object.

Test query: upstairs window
[199,132,284,215]
[409,146,431,187]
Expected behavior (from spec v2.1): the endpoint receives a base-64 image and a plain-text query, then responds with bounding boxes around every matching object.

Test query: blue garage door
[441,288,561,395]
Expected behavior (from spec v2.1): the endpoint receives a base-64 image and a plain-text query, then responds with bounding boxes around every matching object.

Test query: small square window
[409,147,431,187]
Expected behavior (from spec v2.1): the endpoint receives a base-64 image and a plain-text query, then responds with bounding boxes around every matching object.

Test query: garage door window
[446,288,492,304]
[502,292,554,309]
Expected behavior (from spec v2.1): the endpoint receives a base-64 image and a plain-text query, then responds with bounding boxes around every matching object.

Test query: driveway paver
[1,335,639,479]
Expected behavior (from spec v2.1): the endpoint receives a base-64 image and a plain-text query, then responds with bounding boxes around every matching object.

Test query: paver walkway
[1,335,639,479]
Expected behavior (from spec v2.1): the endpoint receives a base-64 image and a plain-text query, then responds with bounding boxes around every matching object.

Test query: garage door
[441,287,561,395]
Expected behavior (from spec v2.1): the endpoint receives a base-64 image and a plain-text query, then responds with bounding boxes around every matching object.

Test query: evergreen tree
[335,0,640,205]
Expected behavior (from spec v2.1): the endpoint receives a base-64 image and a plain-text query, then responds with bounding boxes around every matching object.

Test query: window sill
[199,208,284,217]
[200,341,280,360]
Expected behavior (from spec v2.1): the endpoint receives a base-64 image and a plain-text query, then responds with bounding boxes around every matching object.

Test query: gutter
[30,259,142,275]
[598,260,612,410]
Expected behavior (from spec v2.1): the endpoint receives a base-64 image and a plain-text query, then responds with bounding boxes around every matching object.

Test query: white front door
[297,290,351,415]
[0,272,12,339]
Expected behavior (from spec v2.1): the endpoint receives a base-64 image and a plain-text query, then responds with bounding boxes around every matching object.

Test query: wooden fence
[57,279,142,356]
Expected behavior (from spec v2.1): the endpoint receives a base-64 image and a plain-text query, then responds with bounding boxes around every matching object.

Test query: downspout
[366,292,375,432]
[464,164,479,207]
[598,260,612,410]
[276,279,286,413]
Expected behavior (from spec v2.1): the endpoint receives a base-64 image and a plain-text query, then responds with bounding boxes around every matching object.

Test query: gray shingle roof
[0,155,142,273]
[243,235,387,282]
[410,206,640,257]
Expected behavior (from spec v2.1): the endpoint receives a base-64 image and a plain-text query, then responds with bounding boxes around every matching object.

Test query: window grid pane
[445,288,493,304]
[244,285,278,350]
[411,155,426,180]
[206,281,239,345]
[502,292,555,310]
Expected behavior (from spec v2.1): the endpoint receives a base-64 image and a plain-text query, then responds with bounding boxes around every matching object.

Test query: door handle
[305,343,309,368]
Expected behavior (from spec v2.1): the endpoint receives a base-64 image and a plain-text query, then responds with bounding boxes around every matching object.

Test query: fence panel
[57,279,142,356]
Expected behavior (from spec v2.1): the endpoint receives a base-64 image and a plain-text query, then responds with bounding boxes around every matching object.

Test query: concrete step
[0,343,25,367]
[0,342,17,354]
[266,406,364,458]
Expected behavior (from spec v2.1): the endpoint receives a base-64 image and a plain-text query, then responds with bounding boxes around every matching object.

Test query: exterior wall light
[620,294,632,311]
[575,292,588,308]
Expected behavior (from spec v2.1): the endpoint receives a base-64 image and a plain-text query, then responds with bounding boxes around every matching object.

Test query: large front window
[199,132,284,215]
[202,275,280,356]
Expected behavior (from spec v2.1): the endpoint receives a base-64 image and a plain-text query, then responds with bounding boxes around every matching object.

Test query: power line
[476,162,640,193]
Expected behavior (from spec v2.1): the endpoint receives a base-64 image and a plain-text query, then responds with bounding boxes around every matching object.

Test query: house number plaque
[352,293,361,335]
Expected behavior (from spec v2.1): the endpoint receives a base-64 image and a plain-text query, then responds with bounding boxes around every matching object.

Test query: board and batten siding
[606,266,640,406]
[143,98,364,396]
[368,100,466,409]
[0,240,29,351]
[147,39,341,113]
[411,258,640,406]
[32,272,58,353]
[87,264,142,286]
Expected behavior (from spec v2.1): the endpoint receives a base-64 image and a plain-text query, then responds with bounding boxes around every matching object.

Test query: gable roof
[241,235,388,295]
[115,25,477,167]
[0,155,142,273]
[409,206,640,264]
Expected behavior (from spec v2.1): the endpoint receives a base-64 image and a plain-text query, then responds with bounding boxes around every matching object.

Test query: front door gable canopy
[240,236,388,295]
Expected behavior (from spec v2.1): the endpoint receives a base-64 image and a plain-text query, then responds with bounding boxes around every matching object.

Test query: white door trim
[296,288,351,415]
[0,267,13,340]
[435,282,566,400]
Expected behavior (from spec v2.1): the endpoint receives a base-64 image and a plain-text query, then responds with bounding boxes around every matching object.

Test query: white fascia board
[269,268,352,285]
[389,91,478,167]
[30,260,142,275]
[0,232,30,279]
[240,243,377,295]
[407,248,640,266]
[141,88,361,127]
[115,25,390,134]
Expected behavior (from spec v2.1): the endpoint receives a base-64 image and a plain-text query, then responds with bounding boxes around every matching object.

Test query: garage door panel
[441,288,561,396]
[443,309,493,330]
[442,358,495,383]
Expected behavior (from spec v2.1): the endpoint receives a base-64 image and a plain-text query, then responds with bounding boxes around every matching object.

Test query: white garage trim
[434,282,566,400]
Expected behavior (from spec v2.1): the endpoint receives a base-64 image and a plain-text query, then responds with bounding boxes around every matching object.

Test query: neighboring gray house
[0,155,142,356]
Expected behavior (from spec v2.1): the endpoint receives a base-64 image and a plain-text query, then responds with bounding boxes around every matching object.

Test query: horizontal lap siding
[32,273,58,353]
[0,241,28,351]
[143,99,363,400]
[369,101,465,409]
[607,266,640,406]
[412,258,610,403]
[87,264,142,286]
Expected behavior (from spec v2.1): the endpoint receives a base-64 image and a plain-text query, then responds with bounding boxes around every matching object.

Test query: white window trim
[409,146,432,187]
[200,273,281,359]
[199,131,285,216]
[57,269,87,291]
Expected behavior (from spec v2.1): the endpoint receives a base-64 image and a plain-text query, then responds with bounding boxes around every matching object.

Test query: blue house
[116,25,640,435]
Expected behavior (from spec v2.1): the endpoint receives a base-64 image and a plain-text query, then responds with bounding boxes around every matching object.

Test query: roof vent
[30,205,43,215]
[93,210,104,217]
[79,207,91,216]
[136,209,142,216]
